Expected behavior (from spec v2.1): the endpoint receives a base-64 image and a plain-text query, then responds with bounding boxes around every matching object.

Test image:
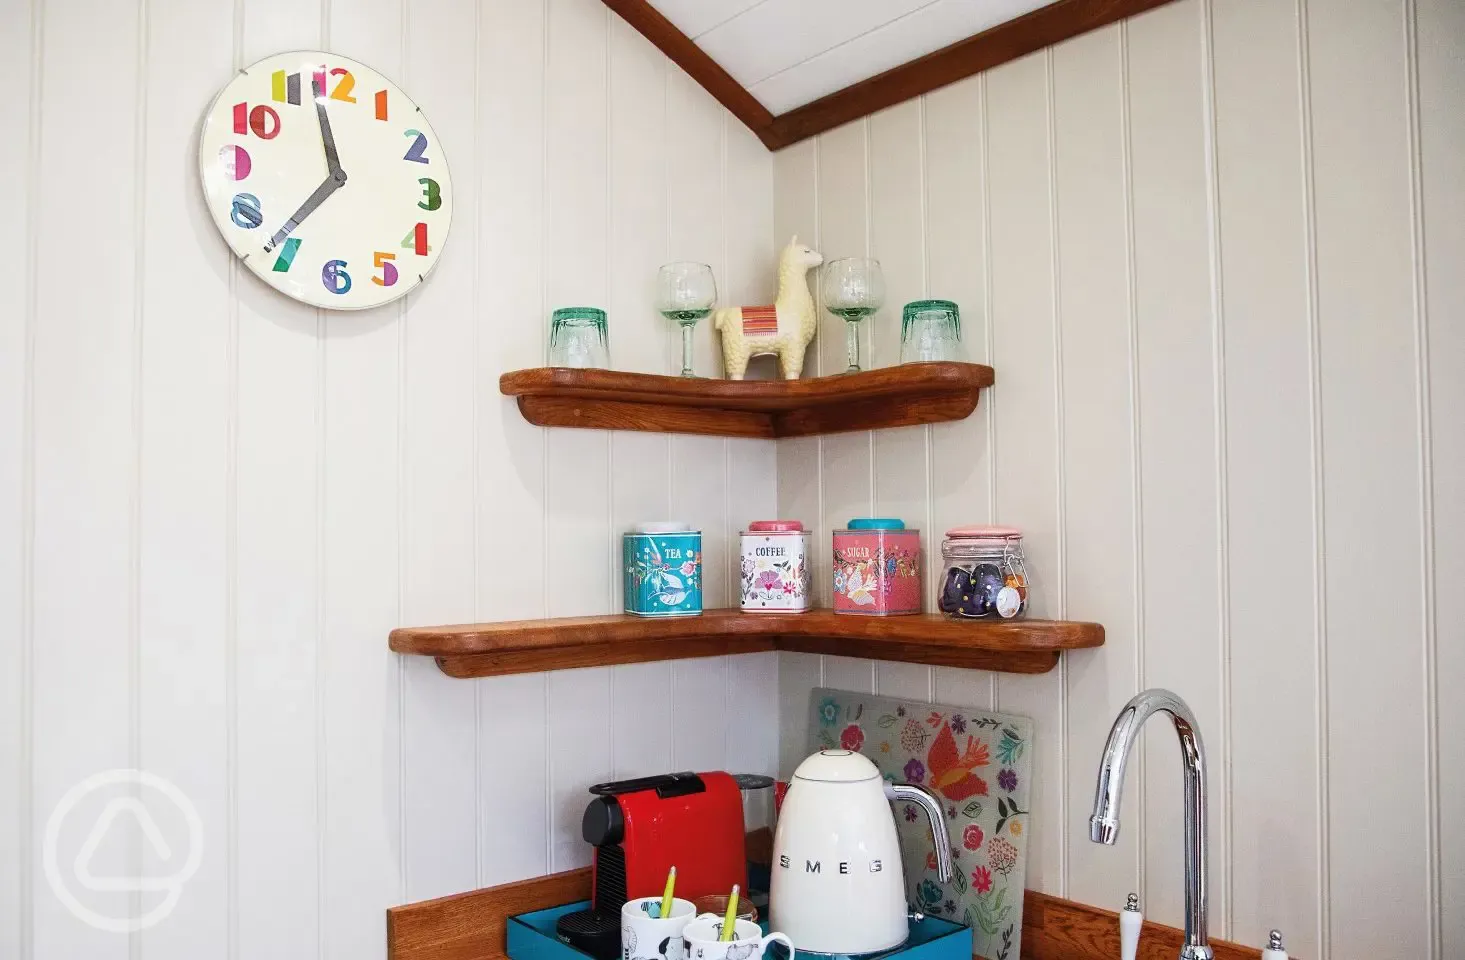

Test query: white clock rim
[196,49,453,312]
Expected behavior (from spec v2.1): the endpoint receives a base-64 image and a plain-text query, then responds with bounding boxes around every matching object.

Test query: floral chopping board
[808,689,1033,960]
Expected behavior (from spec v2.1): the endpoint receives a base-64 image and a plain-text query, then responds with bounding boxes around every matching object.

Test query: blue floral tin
[623,523,703,617]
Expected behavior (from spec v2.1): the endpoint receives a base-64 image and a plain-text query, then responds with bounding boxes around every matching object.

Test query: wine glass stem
[680,322,696,377]
[845,319,862,372]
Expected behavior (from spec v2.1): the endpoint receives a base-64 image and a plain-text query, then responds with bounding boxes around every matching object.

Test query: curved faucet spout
[1089,689,1211,960]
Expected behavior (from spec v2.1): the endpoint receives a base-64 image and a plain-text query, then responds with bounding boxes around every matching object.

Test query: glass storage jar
[938,526,1028,619]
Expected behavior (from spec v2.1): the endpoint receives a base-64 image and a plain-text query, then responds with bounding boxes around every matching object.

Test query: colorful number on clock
[328,67,356,103]
[322,259,352,295]
[375,89,388,120]
[219,145,251,180]
[272,238,301,273]
[232,102,280,139]
[402,222,429,256]
[403,130,429,163]
[418,178,441,211]
[231,193,262,229]
[373,252,398,287]
[270,70,303,105]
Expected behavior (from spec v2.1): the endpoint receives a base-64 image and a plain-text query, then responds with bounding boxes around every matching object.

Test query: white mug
[622,897,697,960]
[682,916,795,960]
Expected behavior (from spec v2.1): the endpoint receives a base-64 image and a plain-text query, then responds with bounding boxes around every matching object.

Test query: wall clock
[198,51,452,310]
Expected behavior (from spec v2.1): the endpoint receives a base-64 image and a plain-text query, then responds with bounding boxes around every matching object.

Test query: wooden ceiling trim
[599,0,777,146]
[759,0,1176,149]
[598,0,1179,151]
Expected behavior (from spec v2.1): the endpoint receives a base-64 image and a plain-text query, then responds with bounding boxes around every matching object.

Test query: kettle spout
[885,782,953,883]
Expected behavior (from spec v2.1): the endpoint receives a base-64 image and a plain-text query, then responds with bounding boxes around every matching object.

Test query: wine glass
[821,258,885,372]
[656,262,718,378]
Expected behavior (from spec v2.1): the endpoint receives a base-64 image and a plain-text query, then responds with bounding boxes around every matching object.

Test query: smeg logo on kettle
[778,854,883,873]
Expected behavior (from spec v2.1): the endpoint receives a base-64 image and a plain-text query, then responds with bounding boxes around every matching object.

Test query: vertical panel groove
[540,0,553,876]
[471,0,485,890]
[1197,0,1233,935]
[1042,46,1070,899]
[18,2,43,956]
[918,93,936,657]
[863,117,874,509]
[1292,0,1330,952]
[1117,18,1146,896]
[226,6,243,956]
[1401,1,1441,954]
[976,73,997,711]
[128,0,149,952]
[602,6,614,619]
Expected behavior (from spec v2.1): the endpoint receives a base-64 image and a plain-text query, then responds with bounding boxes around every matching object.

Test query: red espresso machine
[556,772,748,958]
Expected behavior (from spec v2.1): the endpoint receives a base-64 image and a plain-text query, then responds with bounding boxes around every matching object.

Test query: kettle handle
[885,782,953,883]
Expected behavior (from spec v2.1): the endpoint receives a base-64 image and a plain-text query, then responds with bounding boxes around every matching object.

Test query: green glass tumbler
[549,307,609,368]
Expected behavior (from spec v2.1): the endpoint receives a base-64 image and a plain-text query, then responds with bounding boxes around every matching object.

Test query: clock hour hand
[312,76,344,176]
[262,174,343,253]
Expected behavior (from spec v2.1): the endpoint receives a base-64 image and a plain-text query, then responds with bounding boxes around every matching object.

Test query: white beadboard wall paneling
[0,0,36,953]
[544,0,613,875]
[725,441,779,824]
[667,67,732,774]
[1209,0,1319,953]
[922,75,999,713]
[1418,1,1464,956]
[137,0,234,957]
[7,0,781,951]
[1126,0,1227,929]
[868,101,932,702]
[1048,23,1142,911]
[771,104,822,783]
[398,0,479,910]
[30,0,142,956]
[816,120,875,696]
[773,0,1463,951]
[605,11,672,775]
[234,1,326,955]
[476,0,551,890]
[984,48,1066,895]
[1308,0,1430,955]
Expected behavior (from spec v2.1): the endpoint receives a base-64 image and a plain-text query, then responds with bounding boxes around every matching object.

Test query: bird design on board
[926,722,990,801]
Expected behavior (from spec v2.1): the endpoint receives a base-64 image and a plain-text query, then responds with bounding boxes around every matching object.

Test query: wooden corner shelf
[389,608,1102,678]
[498,363,994,439]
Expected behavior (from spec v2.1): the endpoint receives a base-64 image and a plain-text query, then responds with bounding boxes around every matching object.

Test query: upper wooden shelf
[498,363,994,439]
[389,608,1102,678]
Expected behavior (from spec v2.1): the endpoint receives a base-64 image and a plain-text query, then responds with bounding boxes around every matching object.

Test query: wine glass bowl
[821,257,885,372]
[656,261,717,377]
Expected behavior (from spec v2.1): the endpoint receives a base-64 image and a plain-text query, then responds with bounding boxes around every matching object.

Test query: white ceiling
[648,0,1057,114]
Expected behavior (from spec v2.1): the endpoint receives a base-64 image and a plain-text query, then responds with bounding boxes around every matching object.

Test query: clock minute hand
[262,174,343,253]
[312,76,344,176]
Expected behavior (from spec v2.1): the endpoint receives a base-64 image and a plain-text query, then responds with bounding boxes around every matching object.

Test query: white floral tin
[739,520,812,612]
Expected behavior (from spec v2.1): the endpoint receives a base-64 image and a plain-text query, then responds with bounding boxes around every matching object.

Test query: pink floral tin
[832,518,922,615]
[739,520,812,612]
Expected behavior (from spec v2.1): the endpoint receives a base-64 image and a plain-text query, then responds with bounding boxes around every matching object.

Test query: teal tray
[507,901,972,960]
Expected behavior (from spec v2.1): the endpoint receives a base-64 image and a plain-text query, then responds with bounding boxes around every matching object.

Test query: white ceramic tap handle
[1260,929,1288,960]
[1119,893,1142,960]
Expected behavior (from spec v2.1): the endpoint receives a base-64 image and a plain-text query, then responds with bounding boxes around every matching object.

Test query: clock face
[198,51,451,310]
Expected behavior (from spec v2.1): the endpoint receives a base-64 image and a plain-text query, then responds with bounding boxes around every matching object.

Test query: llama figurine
[713,237,823,380]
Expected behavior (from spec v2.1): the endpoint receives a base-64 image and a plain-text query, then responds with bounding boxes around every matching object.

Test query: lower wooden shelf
[388,609,1103,678]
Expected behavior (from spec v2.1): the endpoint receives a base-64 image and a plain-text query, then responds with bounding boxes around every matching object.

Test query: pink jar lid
[946,525,1022,538]
[748,520,804,532]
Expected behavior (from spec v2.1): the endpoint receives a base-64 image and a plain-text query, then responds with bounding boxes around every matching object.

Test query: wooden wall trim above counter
[385,866,1275,960]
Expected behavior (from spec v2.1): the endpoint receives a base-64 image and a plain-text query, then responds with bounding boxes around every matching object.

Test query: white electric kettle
[769,750,953,956]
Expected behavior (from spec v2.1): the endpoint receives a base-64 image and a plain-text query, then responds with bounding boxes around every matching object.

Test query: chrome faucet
[1090,689,1212,960]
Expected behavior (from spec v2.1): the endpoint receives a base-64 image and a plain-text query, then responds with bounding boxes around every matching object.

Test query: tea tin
[739,520,812,612]
[832,518,922,615]
[623,523,703,617]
